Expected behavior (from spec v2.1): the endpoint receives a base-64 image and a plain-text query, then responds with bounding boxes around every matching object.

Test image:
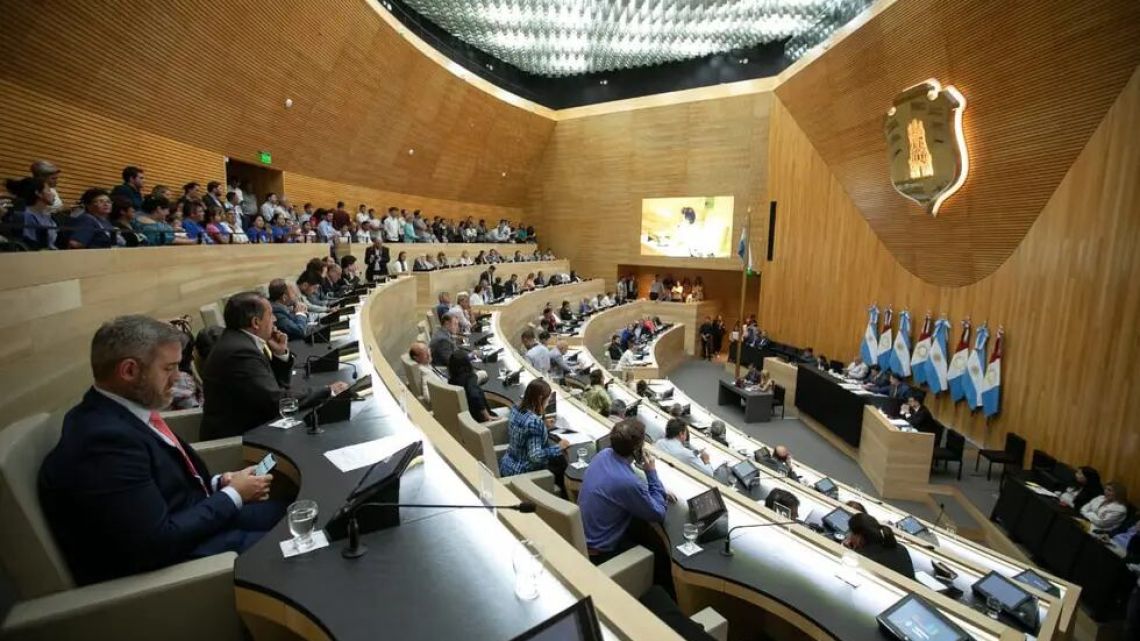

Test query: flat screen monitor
[822,508,852,535]
[681,403,691,416]
[639,196,734,258]
[731,460,760,486]
[813,477,838,497]
[594,433,612,454]
[972,571,1033,612]
[876,594,970,641]
[688,487,727,524]
[510,597,603,641]
[346,440,423,503]
[624,399,642,417]
[896,516,929,537]
[659,387,674,400]
[1013,569,1060,596]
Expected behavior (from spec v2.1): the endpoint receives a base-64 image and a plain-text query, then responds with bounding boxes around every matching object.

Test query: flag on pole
[947,319,972,403]
[981,327,1003,417]
[737,226,754,275]
[963,323,989,410]
[890,310,912,377]
[877,306,894,371]
[923,317,951,394]
[860,305,880,366]
[910,313,932,385]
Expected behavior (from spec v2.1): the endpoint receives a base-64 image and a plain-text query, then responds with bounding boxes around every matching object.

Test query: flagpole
[734,208,752,381]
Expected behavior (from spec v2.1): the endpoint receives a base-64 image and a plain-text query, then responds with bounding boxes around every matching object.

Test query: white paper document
[889,419,911,427]
[323,434,420,472]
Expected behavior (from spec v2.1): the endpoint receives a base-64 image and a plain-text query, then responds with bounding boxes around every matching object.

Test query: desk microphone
[339,501,537,559]
[720,520,800,556]
[932,502,946,529]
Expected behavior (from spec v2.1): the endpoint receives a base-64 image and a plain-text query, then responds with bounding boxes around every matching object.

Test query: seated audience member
[246,214,270,243]
[815,354,830,370]
[534,271,547,287]
[1059,466,1104,510]
[752,370,774,393]
[657,419,714,477]
[430,313,460,366]
[899,393,932,428]
[504,274,521,297]
[408,341,444,401]
[38,315,281,585]
[110,165,145,211]
[521,328,551,373]
[743,363,762,385]
[296,273,335,314]
[635,380,656,400]
[548,339,575,376]
[470,283,487,306]
[765,488,801,520]
[109,198,145,247]
[435,251,448,268]
[844,356,869,380]
[846,501,868,513]
[6,176,58,249]
[862,364,889,391]
[322,264,350,298]
[558,301,575,321]
[541,305,561,330]
[884,372,911,399]
[448,293,474,334]
[578,418,674,564]
[340,255,361,287]
[388,250,410,276]
[499,379,569,481]
[267,279,308,340]
[709,420,729,447]
[203,206,230,244]
[1081,481,1129,532]
[69,188,118,249]
[771,445,798,480]
[843,513,915,580]
[29,159,63,212]
[180,200,209,244]
[607,334,623,362]
[200,292,347,440]
[800,347,815,364]
[448,349,493,423]
[581,369,612,416]
[137,196,188,245]
[579,297,595,316]
[617,343,638,371]
[436,294,453,322]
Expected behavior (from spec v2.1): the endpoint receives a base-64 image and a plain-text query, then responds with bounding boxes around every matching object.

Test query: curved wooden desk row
[481,311,1029,641]
[409,258,571,307]
[578,299,714,359]
[563,307,1079,638]
[235,276,683,641]
[339,241,549,265]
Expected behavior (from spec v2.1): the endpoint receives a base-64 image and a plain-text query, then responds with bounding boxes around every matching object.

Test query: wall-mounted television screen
[640,196,734,258]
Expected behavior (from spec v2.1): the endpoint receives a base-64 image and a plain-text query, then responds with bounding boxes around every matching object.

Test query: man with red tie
[38,315,282,585]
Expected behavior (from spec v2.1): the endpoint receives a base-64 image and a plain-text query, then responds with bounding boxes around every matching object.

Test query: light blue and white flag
[963,323,989,410]
[877,306,894,371]
[737,226,754,275]
[923,317,951,394]
[910,313,932,385]
[889,310,912,377]
[860,305,880,366]
[981,328,1003,417]
[947,320,972,403]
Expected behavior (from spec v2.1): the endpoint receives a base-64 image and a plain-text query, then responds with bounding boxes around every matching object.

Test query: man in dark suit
[268,278,307,340]
[885,372,912,399]
[862,364,889,392]
[430,313,459,366]
[201,292,348,440]
[901,394,933,430]
[39,315,280,585]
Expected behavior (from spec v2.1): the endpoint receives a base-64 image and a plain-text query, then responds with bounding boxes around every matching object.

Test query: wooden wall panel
[774,0,1140,286]
[0,245,319,423]
[761,68,1140,495]
[526,93,771,284]
[0,80,224,205]
[0,0,554,208]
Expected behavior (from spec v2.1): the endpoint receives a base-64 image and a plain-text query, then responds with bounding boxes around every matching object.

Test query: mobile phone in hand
[254,452,277,476]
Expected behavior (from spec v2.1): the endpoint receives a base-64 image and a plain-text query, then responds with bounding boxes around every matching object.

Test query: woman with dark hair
[448,349,492,423]
[202,206,229,244]
[388,250,409,276]
[5,176,58,249]
[270,213,290,243]
[109,197,145,247]
[843,513,915,579]
[499,379,569,485]
[1059,466,1103,511]
[246,214,270,243]
[69,188,117,249]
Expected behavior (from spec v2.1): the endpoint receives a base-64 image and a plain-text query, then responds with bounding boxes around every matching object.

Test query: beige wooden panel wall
[0,245,317,423]
[526,92,771,284]
[760,69,1140,496]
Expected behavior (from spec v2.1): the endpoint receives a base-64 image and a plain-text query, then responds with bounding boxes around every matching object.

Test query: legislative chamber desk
[716,376,772,423]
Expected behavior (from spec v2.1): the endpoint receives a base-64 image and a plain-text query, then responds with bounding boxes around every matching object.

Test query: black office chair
[990,475,1029,531]
[771,385,785,419]
[932,429,965,480]
[975,432,1026,481]
[1038,460,1075,492]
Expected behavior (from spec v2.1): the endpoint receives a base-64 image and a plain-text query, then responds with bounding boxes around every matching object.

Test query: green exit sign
[258,151,272,165]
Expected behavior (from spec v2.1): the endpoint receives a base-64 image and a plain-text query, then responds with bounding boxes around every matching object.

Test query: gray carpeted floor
[667,360,1003,524]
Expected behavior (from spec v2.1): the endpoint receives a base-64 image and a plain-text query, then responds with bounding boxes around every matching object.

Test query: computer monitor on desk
[512,597,604,641]
[687,487,729,544]
[877,594,971,641]
[972,571,1040,632]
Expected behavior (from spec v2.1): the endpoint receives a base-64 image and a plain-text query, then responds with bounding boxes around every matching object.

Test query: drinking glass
[682,523,699,547]
[985,596,1001,619]
[576,447,589,465]
[512,540,544,600]
[288,500,319,551]
[279,396,299,426]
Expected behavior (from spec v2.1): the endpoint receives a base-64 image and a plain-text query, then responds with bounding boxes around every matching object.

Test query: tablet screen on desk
[1013,569,1059,596]
[511,597,603,641]
[822,508,851,534]
[877,594,970,641]
[688,487,727,524]
[896,515,929,536]
[973,571,1033,611]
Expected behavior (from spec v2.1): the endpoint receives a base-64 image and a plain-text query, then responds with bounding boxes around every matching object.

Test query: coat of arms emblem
[884,79,969,215]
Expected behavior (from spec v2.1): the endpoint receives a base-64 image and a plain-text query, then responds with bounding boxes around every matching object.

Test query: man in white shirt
[30,160,64,212]
[408,341,445,402]
[657,419,715,477]
[447,293,473,334]
[317,211,336,243]
[355,204,370,226]
[844,357,869,380]
[470,284,487,306]
[259,193,279,223]
[521,328,551,373]
[382,207,401,242]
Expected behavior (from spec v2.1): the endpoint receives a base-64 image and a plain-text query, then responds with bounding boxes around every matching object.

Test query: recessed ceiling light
[599,79,608,86]
[501,171,508,177]
[408,148,415,155]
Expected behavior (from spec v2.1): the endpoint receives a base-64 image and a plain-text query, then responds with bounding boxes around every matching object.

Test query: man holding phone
[578,418,677,565]
[201,291,349,440]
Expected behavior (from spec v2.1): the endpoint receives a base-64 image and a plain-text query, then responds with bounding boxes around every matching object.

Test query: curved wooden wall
[412,259,570,307]
[774,0,1140,286]
[0,0,554,209]
[579,300,710,358]
[762,69,1140,496]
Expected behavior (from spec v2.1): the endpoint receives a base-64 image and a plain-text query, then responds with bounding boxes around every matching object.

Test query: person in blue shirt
[499,379,570,484]
[179,201,210,243]
[109,165,144,211]
[246,214,270,243]
[578,418,675,565]
[267,279,307,340]
[69,188,118,249]
[269,213,290,243]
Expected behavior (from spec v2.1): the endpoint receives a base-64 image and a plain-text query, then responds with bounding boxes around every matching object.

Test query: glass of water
[279,396,299,426]
[682,522,699,548]
[512,540,544,600]
[985,596,1001,619]
[576,447,589,465]
[288,500,319,551]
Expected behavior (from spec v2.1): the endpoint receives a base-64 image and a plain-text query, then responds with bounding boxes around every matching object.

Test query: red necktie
[149,411,209,496]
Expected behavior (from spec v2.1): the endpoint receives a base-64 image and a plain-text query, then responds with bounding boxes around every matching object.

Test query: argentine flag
[923,317,951,394]
[981,328,1003,417]
[889,310,912,376]
[860,306,880,366]
[737,226,753,274]
[963,323,989,410]
[910,314,932,385]
[947,320,972,403]
[877,307,894,371]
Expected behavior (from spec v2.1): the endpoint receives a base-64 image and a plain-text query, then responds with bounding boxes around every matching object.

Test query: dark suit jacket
[39,388,239,585]
[200,329,329,440]
[905,405,933,430]
[888,382,912,399]
[430,328,456,367]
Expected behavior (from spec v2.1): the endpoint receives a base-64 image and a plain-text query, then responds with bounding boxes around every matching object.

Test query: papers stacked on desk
[324,433,420,472]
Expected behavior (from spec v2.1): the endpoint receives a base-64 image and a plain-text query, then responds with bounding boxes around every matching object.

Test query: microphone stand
[720,520,799,556]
